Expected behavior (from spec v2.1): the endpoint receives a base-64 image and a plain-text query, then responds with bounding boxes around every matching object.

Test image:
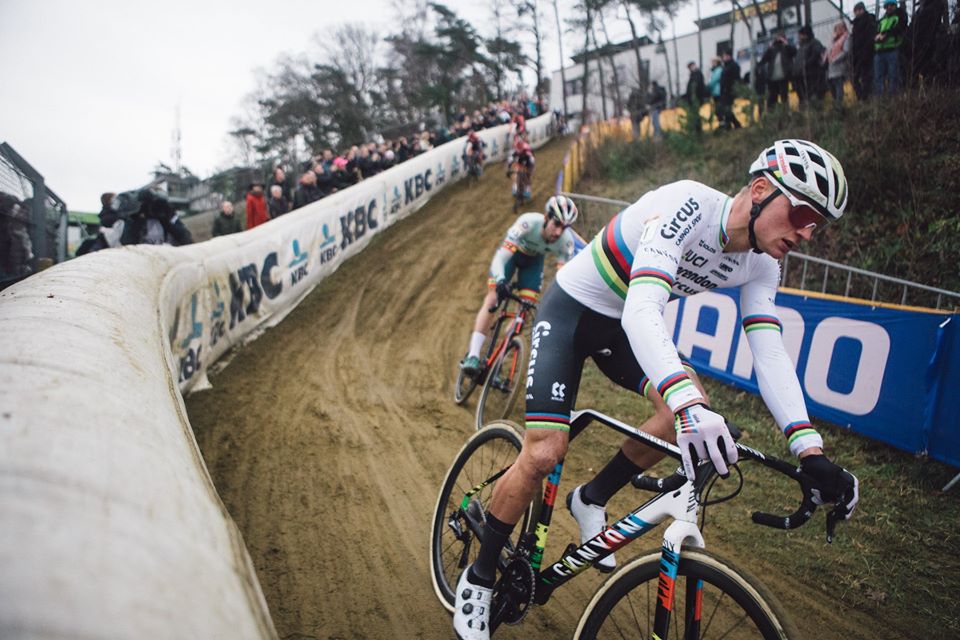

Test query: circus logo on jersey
[660,197,701,242]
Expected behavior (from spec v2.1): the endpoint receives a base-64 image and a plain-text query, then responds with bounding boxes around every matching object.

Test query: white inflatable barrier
[0,113,555,638]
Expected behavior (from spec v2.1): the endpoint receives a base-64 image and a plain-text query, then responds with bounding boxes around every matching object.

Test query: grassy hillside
[578,88,960,306]
[569,91,960,639]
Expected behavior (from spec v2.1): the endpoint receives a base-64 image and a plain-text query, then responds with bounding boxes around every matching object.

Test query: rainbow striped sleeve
[784,420,820,452]
[629,267,675,294]
[656,371,698,409]
[640,360,695,398]
[742,314,783,334]
[525,412,570,432]
[590,213,633,299]
[502,239,520,253]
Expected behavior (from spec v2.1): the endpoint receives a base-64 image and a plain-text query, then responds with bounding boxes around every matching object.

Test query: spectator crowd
[63,94,544,257]
[629,0,958,135]
[212,96,544,237]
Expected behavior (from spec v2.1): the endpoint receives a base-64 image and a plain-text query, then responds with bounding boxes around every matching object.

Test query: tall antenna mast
[171,104,183,173]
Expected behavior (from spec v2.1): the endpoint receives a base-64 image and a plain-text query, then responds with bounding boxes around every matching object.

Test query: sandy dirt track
[186,138,893,640]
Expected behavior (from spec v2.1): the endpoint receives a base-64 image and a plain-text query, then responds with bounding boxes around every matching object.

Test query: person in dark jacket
[77,192,121,255]
[760,33,797,108]
[851,2,877,99]
[717,50,743,130]
[269,166,293,208]
[293,171,322,209]
[647,81,667,139]
[267,185,289,219]
[794,25,827,103]
[119,189,193,246]
[683,61,708,134]
[212,201,242,237]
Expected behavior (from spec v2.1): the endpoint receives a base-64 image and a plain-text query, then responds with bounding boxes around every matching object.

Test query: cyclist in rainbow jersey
[453,139,860,640]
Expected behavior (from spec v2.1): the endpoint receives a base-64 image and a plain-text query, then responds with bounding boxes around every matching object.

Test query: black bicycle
[431,408,847,638]
[454,289,535,429]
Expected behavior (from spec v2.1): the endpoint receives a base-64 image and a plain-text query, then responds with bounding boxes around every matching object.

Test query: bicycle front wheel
[575,550,798,640]
[453,354,480,405]
[476,337,526,429]
[430,422,531,612]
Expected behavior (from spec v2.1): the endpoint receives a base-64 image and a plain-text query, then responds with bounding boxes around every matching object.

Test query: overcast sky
[0,0,703,212]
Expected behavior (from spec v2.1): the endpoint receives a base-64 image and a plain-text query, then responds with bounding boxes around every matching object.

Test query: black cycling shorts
[524,285,648,432]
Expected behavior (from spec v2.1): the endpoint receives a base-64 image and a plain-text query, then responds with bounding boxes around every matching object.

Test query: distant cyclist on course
[506,141,535,202]
[453,139,861,640]
[463,131,486,177]
[459,195,579,378]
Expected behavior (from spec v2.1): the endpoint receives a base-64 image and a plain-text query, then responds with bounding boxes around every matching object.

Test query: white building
[550,0,851,126]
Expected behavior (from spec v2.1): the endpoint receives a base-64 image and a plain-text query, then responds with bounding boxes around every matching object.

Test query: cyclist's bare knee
[518,428,568,477]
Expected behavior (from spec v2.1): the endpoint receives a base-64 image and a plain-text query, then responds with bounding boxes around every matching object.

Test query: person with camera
[118,189,193,246]
[760,32,797,108]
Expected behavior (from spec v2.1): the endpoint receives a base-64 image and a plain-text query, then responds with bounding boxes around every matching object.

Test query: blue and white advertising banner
[165,112,556,395]
[664,288,960,467]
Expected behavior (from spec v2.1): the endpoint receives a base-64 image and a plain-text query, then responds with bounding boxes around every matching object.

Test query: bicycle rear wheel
[430,422,531,612]
[575,550,798,640]
[475,337,526,429]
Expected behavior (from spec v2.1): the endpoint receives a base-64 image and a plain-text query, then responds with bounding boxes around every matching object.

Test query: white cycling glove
[674,403,738,480]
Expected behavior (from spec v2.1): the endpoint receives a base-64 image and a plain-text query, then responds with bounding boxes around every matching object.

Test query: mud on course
[187,138,890,640]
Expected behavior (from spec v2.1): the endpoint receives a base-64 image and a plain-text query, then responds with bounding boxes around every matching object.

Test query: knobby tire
[430,423,531,612]
[575,550,798,640]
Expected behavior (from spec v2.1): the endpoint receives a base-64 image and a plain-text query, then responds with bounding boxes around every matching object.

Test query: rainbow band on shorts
[525,412,570,432]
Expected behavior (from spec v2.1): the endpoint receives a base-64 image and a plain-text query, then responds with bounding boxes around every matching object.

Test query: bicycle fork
[653,520,706,640]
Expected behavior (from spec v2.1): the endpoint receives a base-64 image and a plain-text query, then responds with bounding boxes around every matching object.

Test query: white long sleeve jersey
[556,180,822,456]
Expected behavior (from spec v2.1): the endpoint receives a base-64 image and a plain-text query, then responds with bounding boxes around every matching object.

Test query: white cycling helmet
[545,195,578,226]
[749,139,848,222]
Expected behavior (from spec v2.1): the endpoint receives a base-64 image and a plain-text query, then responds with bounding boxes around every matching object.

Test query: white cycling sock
[468,332,487,359]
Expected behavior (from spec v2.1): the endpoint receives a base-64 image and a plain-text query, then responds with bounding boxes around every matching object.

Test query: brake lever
[825,505,848,544]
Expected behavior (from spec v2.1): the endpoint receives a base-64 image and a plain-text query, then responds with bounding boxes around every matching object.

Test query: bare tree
[588,26,609,119]
[621,0,649,92]
[597,4,624,115]
[550,0,569,115]
[487,0,525,100]
[514,0,547,102]
[660,0,687,99]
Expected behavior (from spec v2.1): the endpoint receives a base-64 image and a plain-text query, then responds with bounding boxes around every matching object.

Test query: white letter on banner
[731,306,805,378]
[676,292,738,369]
[804,318,890,415]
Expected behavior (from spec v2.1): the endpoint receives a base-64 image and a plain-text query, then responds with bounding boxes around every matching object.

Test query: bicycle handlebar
[488,287,538,313]
[747,456,818,531]
[630,441,823,538]
[569,409,844,543]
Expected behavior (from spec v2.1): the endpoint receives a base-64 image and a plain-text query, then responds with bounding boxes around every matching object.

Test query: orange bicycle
[454,287,535,429]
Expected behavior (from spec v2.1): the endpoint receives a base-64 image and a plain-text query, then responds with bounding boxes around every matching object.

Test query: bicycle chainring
[493,557,536,626]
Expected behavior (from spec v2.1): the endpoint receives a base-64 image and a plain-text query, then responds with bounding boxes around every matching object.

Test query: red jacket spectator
[245,183,270,230]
